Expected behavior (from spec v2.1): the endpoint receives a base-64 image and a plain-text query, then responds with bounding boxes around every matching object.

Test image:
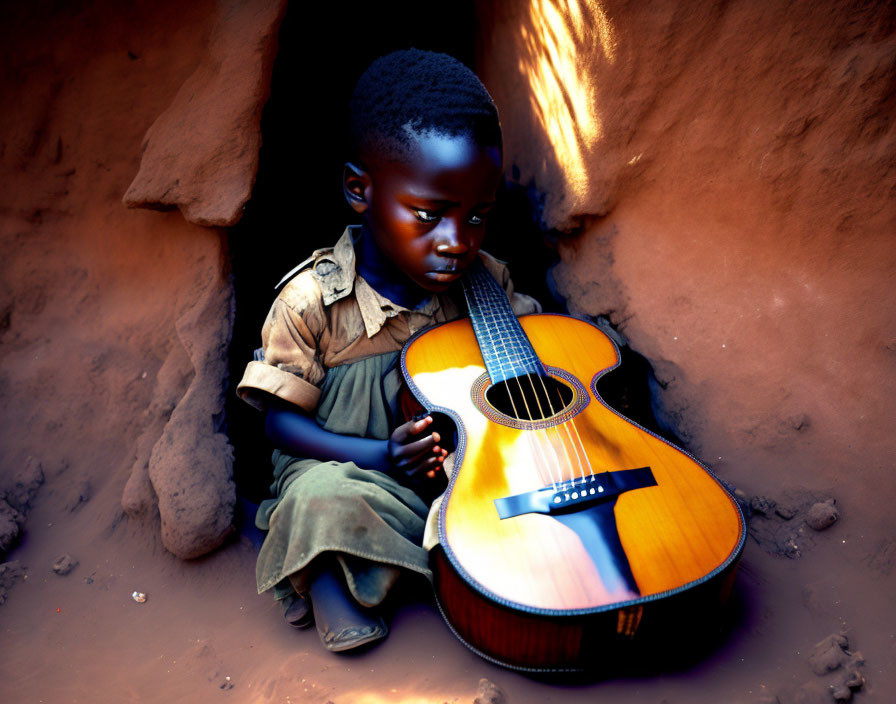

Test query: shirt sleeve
[478,251,543,316]
[236,272,328,413]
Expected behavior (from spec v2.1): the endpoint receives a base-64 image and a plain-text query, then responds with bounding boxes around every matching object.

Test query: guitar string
[473,266,597,489]
[538,370,597,486]
[471,269,569,489]
[470,268,589,490]
[524,369,592,488]
[469,277,562,490]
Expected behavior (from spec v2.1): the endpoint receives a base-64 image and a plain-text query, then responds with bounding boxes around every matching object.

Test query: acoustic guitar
[400,260,746,672]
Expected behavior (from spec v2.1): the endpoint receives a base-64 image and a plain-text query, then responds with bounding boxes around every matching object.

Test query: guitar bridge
[493,467,656,519]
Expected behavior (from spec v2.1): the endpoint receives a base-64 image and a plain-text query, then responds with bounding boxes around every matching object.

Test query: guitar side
[401,313,746,671]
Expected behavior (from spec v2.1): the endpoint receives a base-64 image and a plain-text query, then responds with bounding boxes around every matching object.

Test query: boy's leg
[282,591,313,628]
[307,554,387,652]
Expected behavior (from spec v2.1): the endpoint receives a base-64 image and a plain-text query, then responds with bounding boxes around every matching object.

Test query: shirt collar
[311,226,442,338]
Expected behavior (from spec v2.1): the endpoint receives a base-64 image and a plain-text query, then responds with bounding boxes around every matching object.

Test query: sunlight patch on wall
[516,0,616,206]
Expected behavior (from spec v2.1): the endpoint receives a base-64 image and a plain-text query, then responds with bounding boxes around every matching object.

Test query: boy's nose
[434,220,470,256]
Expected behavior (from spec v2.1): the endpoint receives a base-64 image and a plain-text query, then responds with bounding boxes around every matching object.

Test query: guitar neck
[462,260,545,384]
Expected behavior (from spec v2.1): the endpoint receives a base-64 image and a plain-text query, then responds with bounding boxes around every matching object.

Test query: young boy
[237,49,540,652]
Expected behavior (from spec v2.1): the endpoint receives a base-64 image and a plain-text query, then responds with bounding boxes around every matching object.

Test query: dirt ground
[1,1,894,702]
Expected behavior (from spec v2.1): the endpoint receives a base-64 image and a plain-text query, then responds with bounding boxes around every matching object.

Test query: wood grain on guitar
[401,262,746,672]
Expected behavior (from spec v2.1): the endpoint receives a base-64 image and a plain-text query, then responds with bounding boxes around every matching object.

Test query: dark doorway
[226,2,483,502]
[224,2,668,504]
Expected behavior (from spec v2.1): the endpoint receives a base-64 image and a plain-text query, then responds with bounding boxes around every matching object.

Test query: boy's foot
[309,561,388,652]
[282,592,313,628]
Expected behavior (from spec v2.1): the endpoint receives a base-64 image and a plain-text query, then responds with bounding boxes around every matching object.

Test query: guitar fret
[463,261,545,383]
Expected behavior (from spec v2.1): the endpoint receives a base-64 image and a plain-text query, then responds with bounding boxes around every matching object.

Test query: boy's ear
[343,162,371,214]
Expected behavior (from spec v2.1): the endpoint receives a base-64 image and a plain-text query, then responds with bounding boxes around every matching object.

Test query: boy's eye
[414,209,440,223]
[468,214,485,225]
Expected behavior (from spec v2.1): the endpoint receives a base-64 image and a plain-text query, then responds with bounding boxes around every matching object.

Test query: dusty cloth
[254,351,429,604]
[238,225,541,605]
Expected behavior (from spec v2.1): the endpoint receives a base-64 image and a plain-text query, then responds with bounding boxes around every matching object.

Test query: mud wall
[0,0,282,560]
[478,0,896,525]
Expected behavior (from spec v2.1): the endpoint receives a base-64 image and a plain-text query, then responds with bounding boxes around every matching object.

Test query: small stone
[808,633,850,675]
[52,553,78,576]
[806,500,839,530]
[830,684,852,702]
[775,506,796,520]
[473,678,505,704]
[783,534,801,558]
[750,495,776,516]
[843,668,865,690]
[131,591,147,603]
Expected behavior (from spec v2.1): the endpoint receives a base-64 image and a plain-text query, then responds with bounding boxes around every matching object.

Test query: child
[237,49,540,652]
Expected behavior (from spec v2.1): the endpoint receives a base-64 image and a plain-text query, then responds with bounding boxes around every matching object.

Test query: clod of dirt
[52,553,78,575]
[843,668,865,690]
[0,456,45,514]
[808,634,851,675]
[806,500,839,531]
[0,500,24,554]
[775,506,796,520]
[0,457,46,558]
[830,684,852,702]
[0,560,26,605]
[473,678,505,704]
[750,495,777,516]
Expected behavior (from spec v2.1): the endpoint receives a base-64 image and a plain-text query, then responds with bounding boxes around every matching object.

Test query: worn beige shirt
[237,225,542,413]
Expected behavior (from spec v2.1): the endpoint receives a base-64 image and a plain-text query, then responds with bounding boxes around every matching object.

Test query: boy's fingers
[395,415,432,442]
[395,435,438,468]
[407,452,447,477]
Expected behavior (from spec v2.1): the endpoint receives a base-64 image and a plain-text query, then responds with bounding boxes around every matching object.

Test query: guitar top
[400,262,745,671]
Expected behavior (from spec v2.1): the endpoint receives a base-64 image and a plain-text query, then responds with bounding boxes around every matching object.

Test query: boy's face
[347,129,503,293]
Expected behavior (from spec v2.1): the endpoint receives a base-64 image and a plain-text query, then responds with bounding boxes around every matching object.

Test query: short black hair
[349,48,502,164]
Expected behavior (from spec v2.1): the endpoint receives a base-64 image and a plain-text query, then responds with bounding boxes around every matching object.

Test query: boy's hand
[387,415,448,484]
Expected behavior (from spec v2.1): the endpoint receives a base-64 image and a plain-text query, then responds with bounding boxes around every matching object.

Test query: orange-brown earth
[1,0,894,702]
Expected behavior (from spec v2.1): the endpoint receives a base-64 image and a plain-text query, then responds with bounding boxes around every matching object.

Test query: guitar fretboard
[462,261,545,384]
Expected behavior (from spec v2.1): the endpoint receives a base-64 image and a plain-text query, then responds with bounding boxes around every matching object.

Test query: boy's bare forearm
[264,402,391,472]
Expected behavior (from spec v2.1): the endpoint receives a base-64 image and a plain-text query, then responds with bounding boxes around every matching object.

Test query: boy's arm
[265,401,446,481]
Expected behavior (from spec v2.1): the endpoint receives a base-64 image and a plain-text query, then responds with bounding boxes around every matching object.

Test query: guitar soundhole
[485,375,575,421]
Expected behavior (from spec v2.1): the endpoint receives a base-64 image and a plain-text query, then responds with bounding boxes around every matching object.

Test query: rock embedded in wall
[123,0,288,227]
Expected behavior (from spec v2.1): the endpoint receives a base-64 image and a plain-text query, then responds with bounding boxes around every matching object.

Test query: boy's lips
[426,269,463,282]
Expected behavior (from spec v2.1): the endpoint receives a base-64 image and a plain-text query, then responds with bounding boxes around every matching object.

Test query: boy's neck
[354,224,432,310]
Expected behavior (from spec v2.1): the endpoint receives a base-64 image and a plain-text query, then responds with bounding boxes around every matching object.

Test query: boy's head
[344,49,504,293]
[348,48,502,165]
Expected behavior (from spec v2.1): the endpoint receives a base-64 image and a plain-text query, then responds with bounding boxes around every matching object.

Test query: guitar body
[401,313,745,671]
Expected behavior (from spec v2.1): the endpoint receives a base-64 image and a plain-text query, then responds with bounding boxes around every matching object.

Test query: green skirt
[254,351,432,606]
